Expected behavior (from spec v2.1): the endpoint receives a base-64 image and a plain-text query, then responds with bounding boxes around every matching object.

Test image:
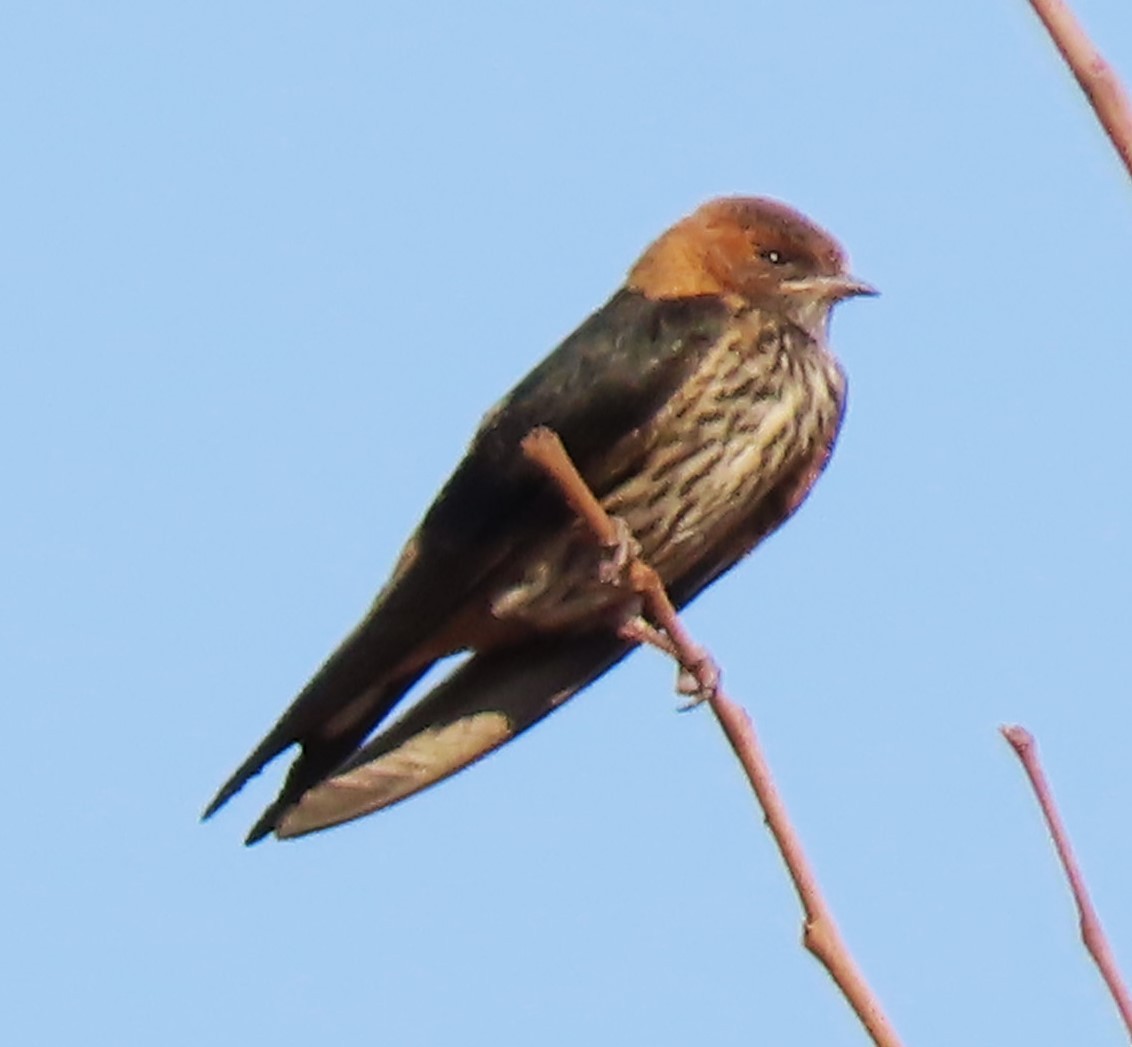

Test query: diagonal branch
[1001,725,1132,1036]
[522,426,902,1047]
[1025,0,1132,179]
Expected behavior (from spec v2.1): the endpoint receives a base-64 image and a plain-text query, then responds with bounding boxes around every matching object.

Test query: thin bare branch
[1002,725,1132,1036]
[1026,0,1132,178]
[522,425,903,1047]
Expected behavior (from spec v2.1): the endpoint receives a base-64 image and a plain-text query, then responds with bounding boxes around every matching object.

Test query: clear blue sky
[4,3,1132,1044]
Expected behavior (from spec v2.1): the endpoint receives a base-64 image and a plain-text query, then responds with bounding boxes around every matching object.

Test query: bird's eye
[760,249,786,265]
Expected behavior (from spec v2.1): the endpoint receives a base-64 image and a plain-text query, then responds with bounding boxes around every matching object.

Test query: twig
[1015,1,1132,1033]
[1001,725,1132,1036]
[522,426,902,1047]
[1026,0,1132,179]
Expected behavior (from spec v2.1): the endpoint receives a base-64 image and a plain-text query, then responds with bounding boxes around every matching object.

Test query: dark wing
[274,630,634,838]
[271,413,845,840]
[205,290,733,836]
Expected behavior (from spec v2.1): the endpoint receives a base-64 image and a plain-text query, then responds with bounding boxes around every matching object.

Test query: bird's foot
[598,515,641,586]
[676,646,721,709]
[616,613,720,709]
[616,613,673,653]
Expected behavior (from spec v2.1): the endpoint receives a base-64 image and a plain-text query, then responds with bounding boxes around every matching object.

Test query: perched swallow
[205,196,874,843]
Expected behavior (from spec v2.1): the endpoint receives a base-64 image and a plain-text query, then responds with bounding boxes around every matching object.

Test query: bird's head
[628,196,875,338]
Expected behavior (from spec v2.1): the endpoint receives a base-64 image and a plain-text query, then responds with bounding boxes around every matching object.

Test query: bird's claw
[598,515,641,585]
[675,647,721,710]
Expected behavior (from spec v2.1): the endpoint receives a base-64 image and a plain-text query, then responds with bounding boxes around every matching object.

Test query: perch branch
[522,426,902,1047]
